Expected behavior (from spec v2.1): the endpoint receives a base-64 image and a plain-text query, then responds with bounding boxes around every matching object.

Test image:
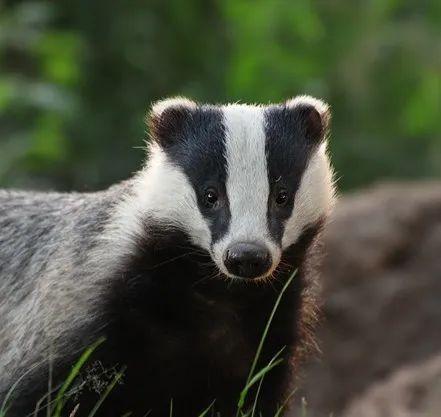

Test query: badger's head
[126,96,335,280]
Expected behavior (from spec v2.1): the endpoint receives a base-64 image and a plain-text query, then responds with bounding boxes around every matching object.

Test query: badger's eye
[275,189,289,206]
[204,188,218,208]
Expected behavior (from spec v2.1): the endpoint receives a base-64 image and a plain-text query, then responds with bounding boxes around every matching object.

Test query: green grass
[52,338,106,417]
[236,270,296,416]
[0,337,124,417]
[2,270,298,417]
[1,363,42,417]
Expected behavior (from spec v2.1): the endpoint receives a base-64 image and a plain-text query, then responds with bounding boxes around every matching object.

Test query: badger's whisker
[147,250,203,270]
[192,266,223,287]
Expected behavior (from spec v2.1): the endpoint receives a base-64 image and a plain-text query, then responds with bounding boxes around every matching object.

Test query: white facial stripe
[223,105,270,242]
[211,105,280,277]
[110,144,211,251]
[282,142,335,248]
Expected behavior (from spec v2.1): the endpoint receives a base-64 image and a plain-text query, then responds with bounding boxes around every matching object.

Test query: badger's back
[0,185,125,396]
[0,189,112,281]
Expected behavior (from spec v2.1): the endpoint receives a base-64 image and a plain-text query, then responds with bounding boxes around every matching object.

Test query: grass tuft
[52,338,106,417]
[236,270,297,416]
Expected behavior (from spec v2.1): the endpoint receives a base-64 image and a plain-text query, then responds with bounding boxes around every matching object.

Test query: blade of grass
[236,270,296,415]
[169,399,173,417]
[86,366,125,417]
[68,404,80,417]
[245,270,296,386]
[1,361,42,416]
[197,400,216,417]
[237,357,283,409]
[46,351,53,417]
[250,347,286,417]
[33,380,65,417]
[250,374,264,417]
[274,387,298,417]
[53,337,105,417]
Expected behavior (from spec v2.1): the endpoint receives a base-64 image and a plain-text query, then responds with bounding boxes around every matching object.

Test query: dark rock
[293,182,441,416]
[343,354,441,417]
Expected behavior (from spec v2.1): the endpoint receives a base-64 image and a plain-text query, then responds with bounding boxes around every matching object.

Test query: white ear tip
[151,97,197,117]
[286,95,330,116]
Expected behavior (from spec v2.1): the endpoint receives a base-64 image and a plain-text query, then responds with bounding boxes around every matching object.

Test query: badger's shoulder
[0,182,132,288]
[0,182,134,389]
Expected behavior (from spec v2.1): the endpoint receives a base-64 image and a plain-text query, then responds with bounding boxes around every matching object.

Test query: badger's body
[0,97,335,417]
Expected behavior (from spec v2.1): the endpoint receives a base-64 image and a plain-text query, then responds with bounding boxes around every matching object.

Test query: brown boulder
[343,354,441,417]
[295,182,441,416]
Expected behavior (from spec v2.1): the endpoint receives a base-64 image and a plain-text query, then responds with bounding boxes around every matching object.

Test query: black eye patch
[158,106,231,244]
[264,105,319,243]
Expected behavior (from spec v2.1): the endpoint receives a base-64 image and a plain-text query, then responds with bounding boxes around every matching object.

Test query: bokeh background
[0,0,440,192]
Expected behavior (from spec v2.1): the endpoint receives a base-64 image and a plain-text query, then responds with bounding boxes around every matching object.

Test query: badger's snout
[223,242,272,279]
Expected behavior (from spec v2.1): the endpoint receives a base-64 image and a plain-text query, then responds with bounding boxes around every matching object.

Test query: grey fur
[0,182,130,396]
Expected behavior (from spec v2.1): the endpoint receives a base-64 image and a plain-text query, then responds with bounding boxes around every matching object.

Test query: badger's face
[136,96,334,280]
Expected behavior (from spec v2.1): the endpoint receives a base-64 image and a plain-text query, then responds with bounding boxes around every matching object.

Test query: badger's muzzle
[223,242,272,279]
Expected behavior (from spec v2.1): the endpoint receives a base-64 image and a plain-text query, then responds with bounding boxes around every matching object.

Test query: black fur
[264,105,322,243]
[150,105,231,243]
[12,220,323,417]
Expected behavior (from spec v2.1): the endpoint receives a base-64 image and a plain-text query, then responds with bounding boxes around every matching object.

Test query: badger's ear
[286,95,330,144]
[147,97,197,147]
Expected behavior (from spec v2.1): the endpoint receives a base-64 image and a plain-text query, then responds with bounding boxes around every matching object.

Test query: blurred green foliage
[0,0,440,191]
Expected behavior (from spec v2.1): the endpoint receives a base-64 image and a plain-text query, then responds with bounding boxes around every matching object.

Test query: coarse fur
[0,96,335,417]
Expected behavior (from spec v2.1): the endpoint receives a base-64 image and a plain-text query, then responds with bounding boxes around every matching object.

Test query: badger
[0,96,335,417]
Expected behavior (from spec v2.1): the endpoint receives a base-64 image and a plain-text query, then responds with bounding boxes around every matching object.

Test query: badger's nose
[223,242,272,279]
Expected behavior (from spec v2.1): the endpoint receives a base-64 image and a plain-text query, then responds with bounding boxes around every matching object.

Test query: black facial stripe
[264,105,319,243]
[160,106,230,243]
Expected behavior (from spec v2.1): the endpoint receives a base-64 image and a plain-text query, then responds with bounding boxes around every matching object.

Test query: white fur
[282,142,335,248]
[211,104,281,278]
[108,144,211,255]
[151,97,197,117]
